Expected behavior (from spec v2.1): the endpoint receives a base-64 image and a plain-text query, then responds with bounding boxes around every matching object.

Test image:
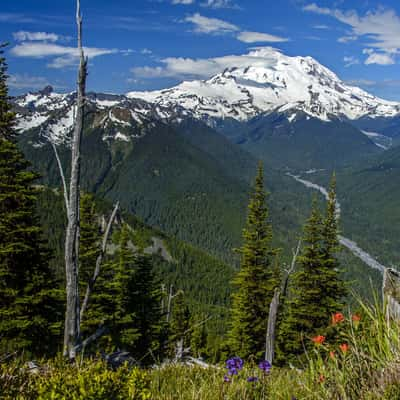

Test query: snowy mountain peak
[127,48,400,123]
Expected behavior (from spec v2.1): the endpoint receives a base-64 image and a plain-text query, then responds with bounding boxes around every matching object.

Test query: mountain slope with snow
[13,87,185,145]
[127,48,400,124]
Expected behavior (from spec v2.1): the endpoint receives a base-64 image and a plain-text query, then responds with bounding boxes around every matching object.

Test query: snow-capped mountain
[13,47,400,147]
[13,86,185,144]
[127,47,400,124]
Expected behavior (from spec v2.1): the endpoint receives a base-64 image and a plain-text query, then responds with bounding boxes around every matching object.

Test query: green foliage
[108,224,139,350]
[3,298,400,399]
[228,163,279,359]
[279,202,329,360]
[0,44,14,141]
[320,175,347,309]
[0,359,151,400]
[280,187,346,362]
[0,51,61,356]
[147,298,400,399]
[128,254,164,363]
[190,315,208,358]
[79,193,101,292]
[169,290,191,355]
[81,222,164,361]
[242,113,380,171]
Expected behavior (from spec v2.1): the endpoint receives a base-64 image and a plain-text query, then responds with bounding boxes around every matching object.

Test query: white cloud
[200,0,239,9]
[343,56,359,67]
[132,47,284,79]
[184,13,239,34]
[7,74,51,90]
[237,31,288,43]
[13,31,59,42]
[363,50,395,65]
[0,13,37,23]
[303,3,400,64]
[338,35,357,43]
[11,42,118,68]
[172,0,194,4]
[313,24,329,29]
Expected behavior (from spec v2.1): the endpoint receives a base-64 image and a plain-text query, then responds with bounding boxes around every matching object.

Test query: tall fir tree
[79,193,101,290]
[320,174,346,313]
[279,201,326,360]
[0,45,61,355]
[128,253,164,363]
[169,290,191,357]
[109,223,139,350]
[79,194,109,341]
[190,314,208,358]
[228,162,278,359]
[279,188,346,362]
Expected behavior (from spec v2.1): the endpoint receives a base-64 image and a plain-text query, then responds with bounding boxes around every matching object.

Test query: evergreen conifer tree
[279,202,326,359]
[320,174,346,313]
[279,192,347,361]
[129,253,164,362]
[169,290,191,356]
[109,224,139,350]
[190,314,207,358]
[228,162,278,359]
[0,45,60,355]
[79,193,101,290]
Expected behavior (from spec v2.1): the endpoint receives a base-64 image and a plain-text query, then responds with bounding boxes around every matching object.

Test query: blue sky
[2,0,400,100]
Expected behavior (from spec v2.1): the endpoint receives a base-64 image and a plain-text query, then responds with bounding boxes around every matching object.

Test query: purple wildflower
[224,375,231,383]
[258,360,272,374]
[226,357,244,372]
[226,356,244,376]
[247,376,259,382]
[228,367,238,376]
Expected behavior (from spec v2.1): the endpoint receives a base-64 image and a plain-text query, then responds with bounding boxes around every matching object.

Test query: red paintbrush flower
[332,312,345,325]
[311,335,326,345]
[339,343,350,354]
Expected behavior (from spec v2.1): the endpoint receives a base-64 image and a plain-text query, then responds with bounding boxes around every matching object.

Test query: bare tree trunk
[63,0,87,359]
[80,202,119,322]
[265,288,280,362]
[51,142,70,214]
[264,240,301,363]
[167,285,174,323]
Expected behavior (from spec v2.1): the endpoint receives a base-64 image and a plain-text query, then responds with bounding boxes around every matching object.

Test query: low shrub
[0,358,150,400]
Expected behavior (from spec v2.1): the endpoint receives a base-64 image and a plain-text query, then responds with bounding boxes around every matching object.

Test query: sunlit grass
[2,295,400,399]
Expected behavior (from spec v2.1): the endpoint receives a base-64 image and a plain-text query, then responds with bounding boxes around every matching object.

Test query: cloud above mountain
[132,47,284,79]
[184,13,239,34]
[303,3,400,65]
[237,31,288,43]
[183,13,288,44]
[10,30,126,69]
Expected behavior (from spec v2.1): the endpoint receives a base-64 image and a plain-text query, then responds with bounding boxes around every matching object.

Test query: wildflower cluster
[223,357,272,384]
[310,312,363,384]
[226,357,244,376]
[311,312,358,357]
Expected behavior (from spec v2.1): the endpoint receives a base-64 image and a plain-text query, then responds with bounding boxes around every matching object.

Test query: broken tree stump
[383,268,400,321]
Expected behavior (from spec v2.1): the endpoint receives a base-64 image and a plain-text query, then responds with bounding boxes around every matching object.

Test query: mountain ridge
[126,47,400,125]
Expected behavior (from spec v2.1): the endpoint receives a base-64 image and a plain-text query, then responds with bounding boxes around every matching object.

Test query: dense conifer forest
[2,2,400,398]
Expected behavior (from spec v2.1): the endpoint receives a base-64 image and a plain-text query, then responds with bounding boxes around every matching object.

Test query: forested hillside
[2,0,400,398]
